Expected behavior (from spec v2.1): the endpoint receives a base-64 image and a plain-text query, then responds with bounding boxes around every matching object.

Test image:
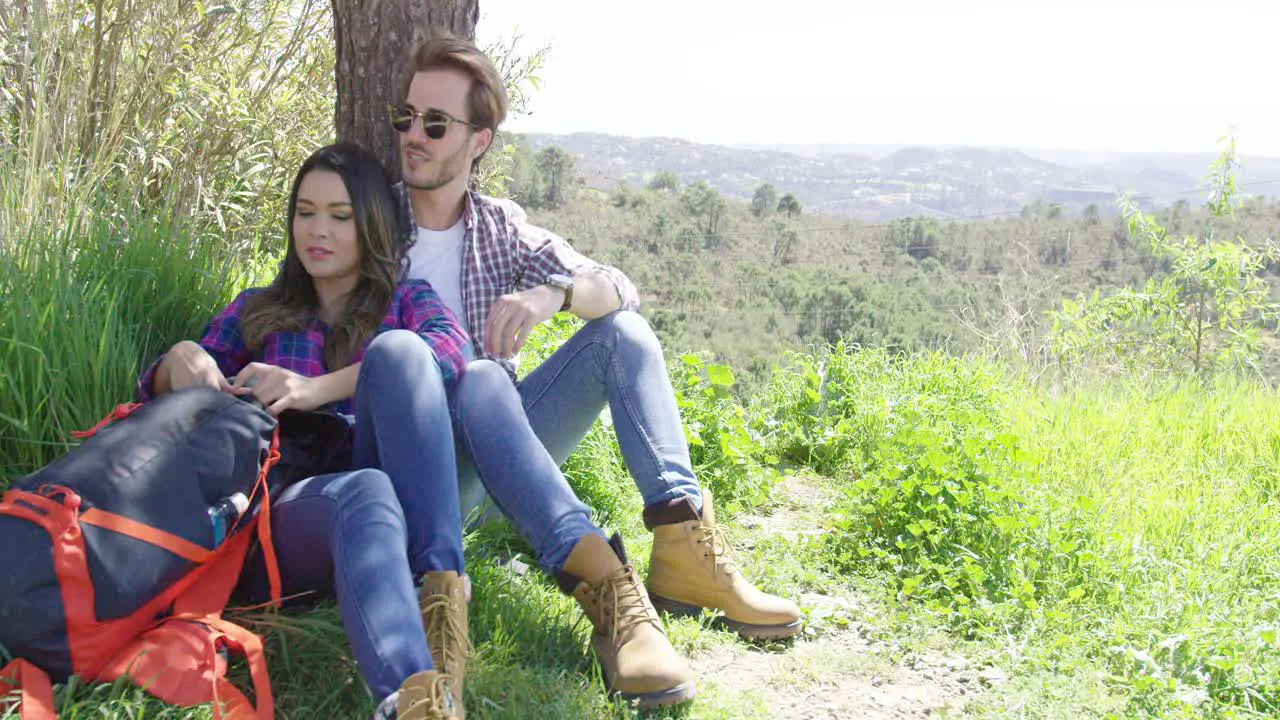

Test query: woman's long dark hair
[240,142,404,370]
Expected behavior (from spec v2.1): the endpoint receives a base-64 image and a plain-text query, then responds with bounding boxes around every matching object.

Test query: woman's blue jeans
[240,330,462,702]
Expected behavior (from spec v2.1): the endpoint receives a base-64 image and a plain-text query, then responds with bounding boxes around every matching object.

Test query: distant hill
[523,132,1280,222]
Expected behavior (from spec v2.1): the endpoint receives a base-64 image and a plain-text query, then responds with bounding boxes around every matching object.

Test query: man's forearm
[569,271,626,319]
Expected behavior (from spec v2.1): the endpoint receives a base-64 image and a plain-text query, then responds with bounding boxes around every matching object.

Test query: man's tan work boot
[645,488,803,640]
[420,571,472,719]
[554,533,696,709]
[395,670,459,720]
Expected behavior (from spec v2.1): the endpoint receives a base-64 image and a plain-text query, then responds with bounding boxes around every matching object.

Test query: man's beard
[402,140,471,191]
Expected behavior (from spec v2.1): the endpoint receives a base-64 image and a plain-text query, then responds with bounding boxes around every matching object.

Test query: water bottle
[207,492,250,547]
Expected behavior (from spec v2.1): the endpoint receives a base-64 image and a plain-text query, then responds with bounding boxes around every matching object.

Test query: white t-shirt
[405,219,469,335]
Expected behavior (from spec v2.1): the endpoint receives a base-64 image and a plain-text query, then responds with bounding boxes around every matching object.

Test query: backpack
[0,387,286,720]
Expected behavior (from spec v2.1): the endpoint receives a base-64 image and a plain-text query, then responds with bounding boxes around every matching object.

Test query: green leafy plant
[821,354,1045,612]
[762,347,1110,632]
[671,353,779,513]
[754,343,868,474]
[1051,138,1280,376]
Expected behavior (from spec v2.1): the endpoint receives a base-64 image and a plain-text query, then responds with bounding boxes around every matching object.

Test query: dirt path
[694,598,983,719]
[694,475,997,719]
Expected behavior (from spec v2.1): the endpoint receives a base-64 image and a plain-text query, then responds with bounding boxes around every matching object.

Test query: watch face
[548,273,573,289]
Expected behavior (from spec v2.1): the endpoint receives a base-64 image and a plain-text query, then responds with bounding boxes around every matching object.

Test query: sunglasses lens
[389,107,414,133]
[388,108,464,138]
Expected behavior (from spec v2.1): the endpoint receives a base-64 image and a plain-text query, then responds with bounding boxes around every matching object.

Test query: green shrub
[763,346,1106,630]
[670,353,779,513]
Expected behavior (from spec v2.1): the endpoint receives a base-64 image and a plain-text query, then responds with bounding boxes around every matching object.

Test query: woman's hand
[160,341,233,395]
[231,363,326,416]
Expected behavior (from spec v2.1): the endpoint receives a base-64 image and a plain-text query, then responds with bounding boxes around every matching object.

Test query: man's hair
[399,30,509,134]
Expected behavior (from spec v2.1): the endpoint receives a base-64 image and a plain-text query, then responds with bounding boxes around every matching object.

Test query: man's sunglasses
[388,105,477,139]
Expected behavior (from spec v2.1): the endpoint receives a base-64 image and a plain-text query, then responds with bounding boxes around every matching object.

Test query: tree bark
[331,0,478,182]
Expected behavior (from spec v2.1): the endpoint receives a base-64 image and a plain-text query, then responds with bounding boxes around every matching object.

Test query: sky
[475,0,1279,156]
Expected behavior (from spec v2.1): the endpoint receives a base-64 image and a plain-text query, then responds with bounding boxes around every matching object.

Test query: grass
[761,346,1280,719]
[999,375,1280,718]
[0,217,263,478]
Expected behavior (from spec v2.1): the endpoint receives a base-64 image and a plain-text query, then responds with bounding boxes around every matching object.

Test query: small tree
[1050,138,1280,376]
[751,183,778,218]
[474,33,548,198]
[777,192,802,219]
[647,170,680,192]
[771,218,799,263]
[675,223,701,253]
[535,146,575,209]
[680,181,725,238]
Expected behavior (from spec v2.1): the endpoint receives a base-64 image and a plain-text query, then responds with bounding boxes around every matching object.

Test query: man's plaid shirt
[396,184,641,379]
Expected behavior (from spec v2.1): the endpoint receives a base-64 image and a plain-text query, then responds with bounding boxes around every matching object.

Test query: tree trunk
[331,0,479,181]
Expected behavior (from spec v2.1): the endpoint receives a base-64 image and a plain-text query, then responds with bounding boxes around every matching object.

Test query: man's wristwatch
[546,273,574,312]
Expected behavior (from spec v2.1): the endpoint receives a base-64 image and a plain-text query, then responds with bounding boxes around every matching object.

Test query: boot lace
[399,672,457,720]
[601,566,662,652]
[422,595,473,673]
[698,522,742,577]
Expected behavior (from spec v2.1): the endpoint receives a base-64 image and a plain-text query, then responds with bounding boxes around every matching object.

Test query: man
[388,30,803,715]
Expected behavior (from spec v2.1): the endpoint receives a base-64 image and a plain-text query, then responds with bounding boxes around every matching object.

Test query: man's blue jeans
[451,311,702,571]
[240,330,463,702]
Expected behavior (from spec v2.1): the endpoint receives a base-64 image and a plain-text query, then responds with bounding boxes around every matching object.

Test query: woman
[140,142,469,720]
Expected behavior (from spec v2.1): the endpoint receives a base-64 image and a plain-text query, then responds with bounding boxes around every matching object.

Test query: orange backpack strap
[95,613,273,720]
[204,616,273,720]
[80,508,214,564]
[0,659,56,720]
[68,403,141,440]
[93,527,275,720]
[245,432,283,607]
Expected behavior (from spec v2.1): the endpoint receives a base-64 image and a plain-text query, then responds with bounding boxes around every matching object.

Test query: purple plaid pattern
[397,185,641,378]
[137,279,471,415]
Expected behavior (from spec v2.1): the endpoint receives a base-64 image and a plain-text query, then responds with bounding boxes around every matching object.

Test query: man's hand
[231,363,326,416]
[163,341,233,394]
[483,284,564,358]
